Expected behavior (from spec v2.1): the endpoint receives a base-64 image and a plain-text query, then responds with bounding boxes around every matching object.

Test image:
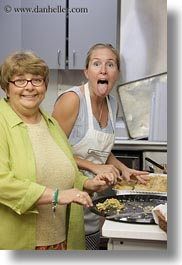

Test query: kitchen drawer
[107,238,167,250]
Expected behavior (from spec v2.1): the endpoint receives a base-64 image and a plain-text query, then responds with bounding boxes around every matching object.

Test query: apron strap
[84,83,115,131]
[84,83,94,130]
[106,96,115,132]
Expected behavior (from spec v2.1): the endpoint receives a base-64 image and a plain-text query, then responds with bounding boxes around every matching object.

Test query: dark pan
[89,194,167,224]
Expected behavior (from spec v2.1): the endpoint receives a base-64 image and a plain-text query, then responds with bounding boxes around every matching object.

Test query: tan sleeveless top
[26,117,75,246]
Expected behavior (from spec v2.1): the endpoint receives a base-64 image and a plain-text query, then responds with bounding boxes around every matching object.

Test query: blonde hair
[0,51,49,93]
[85,43,120,71]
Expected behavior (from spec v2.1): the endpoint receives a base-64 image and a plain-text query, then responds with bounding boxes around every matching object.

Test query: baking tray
[113,173,167,196]
[89,194,167,224]
[117,72,167,139]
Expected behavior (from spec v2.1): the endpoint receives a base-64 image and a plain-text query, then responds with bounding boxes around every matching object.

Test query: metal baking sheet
[113,173,167,195]
[89,194,167,224]
[117,72,167,139]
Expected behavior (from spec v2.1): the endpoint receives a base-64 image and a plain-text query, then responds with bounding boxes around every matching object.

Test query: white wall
[41,69,87,114]
[40,70,58,115]
[120,0,167,83]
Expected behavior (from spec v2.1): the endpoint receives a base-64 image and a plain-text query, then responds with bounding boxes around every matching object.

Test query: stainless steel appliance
[112,150,141,170]
[117,73,167,140]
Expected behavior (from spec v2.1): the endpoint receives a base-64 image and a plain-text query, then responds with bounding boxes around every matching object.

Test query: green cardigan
[0,98,88,250]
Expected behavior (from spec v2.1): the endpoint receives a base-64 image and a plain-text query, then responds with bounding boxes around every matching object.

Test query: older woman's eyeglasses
[9,78,44,88]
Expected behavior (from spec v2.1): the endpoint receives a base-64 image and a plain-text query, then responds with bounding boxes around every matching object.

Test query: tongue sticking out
[97,80,108,95]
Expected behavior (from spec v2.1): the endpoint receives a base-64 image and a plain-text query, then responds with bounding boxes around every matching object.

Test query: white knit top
[26,117,75,246]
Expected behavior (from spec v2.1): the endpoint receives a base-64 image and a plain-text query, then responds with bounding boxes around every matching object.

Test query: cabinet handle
[73,50,76,68]
[57,49,61,66]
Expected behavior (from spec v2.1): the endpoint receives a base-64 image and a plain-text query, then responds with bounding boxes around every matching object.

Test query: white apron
[71,83,115,234]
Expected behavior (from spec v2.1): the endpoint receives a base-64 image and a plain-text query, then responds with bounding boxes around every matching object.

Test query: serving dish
[90,194,167,224]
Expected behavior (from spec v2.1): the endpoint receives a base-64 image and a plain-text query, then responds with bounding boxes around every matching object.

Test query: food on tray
[114,174,167,192]
[114,179,136,190]
[135,175,167,192]
[134,182,151,191]
[114,184,133,190]
[96,198,125,212]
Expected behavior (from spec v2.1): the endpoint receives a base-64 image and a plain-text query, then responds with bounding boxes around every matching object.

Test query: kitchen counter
[103,136,167,250]
[112,138,167,171]
[113,138,167,151]
[102,220,167,250]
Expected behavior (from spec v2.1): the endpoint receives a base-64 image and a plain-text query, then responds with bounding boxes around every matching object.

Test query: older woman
[52,43,149,249]
[0,51,115,250]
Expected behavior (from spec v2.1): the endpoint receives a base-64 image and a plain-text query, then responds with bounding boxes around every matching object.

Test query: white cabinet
[0,0,119,69]
[68,0,119,69]
[0,0,66,68]
[107,238,167,250]
[21,0,66,69]
[102,220,167,250]
[0,0,22,64]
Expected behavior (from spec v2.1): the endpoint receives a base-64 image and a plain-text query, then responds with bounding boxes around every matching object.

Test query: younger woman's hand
[121,166,149,184]
[83,172,115,193]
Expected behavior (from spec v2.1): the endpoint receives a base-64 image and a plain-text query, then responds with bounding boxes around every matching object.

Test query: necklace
[98,100,104,128]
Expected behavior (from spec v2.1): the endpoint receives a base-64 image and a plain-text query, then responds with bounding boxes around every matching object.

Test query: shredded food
[96,198,125,212]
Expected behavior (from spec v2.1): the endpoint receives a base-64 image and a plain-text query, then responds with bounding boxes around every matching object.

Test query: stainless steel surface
[143,151,167,172]
[145,157,165,170]
[113,139,167,151]
[117,73,167,139]
[145,157,167,174]
[112,151,140,170]
[149,81,167,142]
[114,190,167,197]
[115,117,129,139]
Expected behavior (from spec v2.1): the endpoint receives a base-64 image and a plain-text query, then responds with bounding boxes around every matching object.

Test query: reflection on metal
[118,72,167,139]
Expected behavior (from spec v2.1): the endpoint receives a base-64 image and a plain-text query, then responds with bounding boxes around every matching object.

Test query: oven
[112,150,142,170]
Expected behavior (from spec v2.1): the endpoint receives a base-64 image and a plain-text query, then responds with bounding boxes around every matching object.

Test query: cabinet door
[21,0,66,69]
[68,0,119,69]
[0,0,22,64]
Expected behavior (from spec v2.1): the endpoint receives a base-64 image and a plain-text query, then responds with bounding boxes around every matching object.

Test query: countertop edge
[102,220,167,241]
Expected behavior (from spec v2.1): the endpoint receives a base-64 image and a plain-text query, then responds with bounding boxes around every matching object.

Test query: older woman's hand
[58,188,93,207]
